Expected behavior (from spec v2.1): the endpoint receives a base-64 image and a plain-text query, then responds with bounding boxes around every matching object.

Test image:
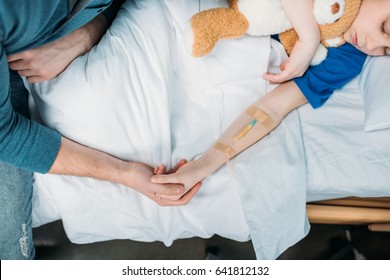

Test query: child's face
[343,0,390,56]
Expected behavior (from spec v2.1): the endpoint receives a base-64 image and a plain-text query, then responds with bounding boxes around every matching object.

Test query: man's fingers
[26,76,43,84]
[156,182,202,206]
[175,182,202,204]
[152,182,184,195]
[8,59,29,71]
[7,52,28,62]
[157,181,202,201]
[17,69,35,77]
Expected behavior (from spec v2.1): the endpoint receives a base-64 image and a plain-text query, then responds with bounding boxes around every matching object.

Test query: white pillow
[360,56,390,132]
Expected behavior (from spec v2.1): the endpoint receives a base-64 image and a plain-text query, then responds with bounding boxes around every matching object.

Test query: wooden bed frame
[307,197,390,232]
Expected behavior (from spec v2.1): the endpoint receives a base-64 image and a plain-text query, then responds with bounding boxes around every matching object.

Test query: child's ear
[313,0,345,25]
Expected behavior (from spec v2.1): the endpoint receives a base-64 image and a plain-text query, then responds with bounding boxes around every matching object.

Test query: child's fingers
[263,63,304,83]
[280,60,288,71]
[263,72,290,84]
[154,161,186,175]
[169,159,187,174]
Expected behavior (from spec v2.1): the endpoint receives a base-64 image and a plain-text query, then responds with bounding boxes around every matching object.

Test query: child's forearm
[281,0,320,43]
[151,82,308,198]
[194,81,308,177]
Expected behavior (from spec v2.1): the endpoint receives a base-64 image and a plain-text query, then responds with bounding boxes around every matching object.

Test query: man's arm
[49,137,201,206]
[7,0,125,83]
[1,61,195,206]
[151,81,308,200]
[2,1,199,205]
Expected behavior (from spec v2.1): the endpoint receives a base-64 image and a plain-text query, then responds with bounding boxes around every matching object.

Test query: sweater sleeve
[0,45,61,173]
[293,43,367,109]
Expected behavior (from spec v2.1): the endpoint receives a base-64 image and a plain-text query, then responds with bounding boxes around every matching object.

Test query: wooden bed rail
[306,197,390,232]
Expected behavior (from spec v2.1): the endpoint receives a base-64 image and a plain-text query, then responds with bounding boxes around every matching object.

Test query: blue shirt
[0,0,112,173]
[294,43,367,109]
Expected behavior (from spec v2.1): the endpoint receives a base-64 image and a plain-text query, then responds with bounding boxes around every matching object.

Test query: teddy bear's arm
[279,29,298,55]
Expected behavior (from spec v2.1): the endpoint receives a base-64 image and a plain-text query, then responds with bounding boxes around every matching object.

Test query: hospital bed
[308,197,390,230]
[26,0,390,259]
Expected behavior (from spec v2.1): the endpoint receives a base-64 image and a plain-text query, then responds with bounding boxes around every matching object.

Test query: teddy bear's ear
[319,0,362,40]
[314,0,345,25]
[188,7,249,57]
[228,0,240,9]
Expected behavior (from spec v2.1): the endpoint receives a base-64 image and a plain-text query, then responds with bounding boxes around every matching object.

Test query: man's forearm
[49,137,130,185]
[48,137,203,206]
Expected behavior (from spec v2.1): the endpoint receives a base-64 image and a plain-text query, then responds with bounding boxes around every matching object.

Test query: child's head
[343,0,390,56]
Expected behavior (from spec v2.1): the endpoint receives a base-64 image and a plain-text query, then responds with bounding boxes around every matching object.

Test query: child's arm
[151,81,308,200]
[263,0,320,84]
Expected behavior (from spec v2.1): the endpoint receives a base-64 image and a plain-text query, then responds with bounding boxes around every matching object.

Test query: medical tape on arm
[245,105,275,131]
[214,105,276,158]
[214,142,237,158]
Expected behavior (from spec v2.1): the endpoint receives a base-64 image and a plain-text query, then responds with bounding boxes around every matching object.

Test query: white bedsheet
[27,0,390,259]
[30,0,264,247]
[301,74,390,201]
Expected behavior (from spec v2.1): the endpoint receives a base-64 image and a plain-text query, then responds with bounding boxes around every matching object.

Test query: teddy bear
[188,0,361,65]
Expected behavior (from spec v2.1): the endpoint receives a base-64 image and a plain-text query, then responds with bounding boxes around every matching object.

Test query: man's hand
[7,14,107,83]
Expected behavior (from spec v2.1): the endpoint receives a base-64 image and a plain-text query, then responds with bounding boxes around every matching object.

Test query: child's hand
[263,40,319,84]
